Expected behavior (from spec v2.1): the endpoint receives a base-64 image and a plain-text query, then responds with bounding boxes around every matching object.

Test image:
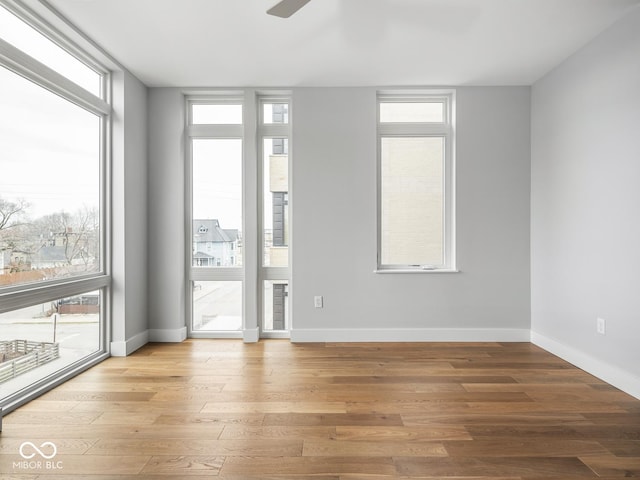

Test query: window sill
[374,268,460,274]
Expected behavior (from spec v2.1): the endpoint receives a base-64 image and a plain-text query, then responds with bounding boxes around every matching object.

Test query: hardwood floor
[1,340,639,478]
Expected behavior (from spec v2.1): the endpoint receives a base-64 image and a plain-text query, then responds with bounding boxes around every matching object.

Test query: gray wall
[531,7,640,391]
[291,87,532,340]
[147,88,187,341]
[145,86,531,341]
[110,70,149,355]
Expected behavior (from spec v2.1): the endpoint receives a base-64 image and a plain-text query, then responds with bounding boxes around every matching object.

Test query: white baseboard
[110,330,149,357]
[290,328,531,343]
[148,326,187,343]
[243,327,260,343]
[531,331,640,400]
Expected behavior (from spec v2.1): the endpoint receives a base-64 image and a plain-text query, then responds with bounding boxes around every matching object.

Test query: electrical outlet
[597,317,606,335]
[314,296,323,308]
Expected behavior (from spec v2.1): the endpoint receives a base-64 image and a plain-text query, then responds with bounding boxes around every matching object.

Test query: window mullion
[187,124,244,138]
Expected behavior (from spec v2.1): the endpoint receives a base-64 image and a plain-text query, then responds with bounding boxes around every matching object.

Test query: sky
[192,139,243,230]
[1,5,100,220]
[0,65,100,219]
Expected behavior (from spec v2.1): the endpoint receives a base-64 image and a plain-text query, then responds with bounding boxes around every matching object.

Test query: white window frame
[185,94,246,339]
[0,0,111,413]
[258,94,291,337]
[376,90,457,273]
[185,91,292,340]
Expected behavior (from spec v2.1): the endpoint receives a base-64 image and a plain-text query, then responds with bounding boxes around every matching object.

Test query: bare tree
[0,197,28,232]
[35,208,99,268]
[1,199,99,278]
[0,198,30,261]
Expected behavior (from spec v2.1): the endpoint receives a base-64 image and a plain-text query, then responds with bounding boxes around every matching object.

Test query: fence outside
[0,340,60,384]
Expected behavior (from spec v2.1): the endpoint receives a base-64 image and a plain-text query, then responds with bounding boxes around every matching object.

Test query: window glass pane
[381,137,444,266]
[192,104,242,124]
[192,139,242,267]
[263,138,289,267]
[263,103,289,124]
[0,67,101,288]
[0,291,101,401]
[0,5,101,96]
[263,281,289,332]
[192,281,242,331]
[380,102,444,123]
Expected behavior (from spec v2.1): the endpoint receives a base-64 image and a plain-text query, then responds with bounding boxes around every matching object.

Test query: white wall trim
[110,330,149,357]
[290,328,531,343]
[149,326,188,343]
[532,331,640,400]
[243,327,260,343]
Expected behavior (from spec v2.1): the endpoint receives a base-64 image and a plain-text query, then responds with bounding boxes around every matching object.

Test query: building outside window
[192,219,239,267]
[261,99,290,334]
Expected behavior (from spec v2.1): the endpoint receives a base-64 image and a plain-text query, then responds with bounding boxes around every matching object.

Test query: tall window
[0,3,109,411]
[188,99,244,335]
[260,98,290,335]
[377,92,455,271]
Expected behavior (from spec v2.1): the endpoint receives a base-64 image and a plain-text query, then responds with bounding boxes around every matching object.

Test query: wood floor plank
[39,391,157,402]
[139,455,225,476]
[466,424,640,441]
[201,401,347,414]
[600,439,640,456]
[0,424,224,440]
[0,340,638,479]
[55,381,224,394]
[14,400,80,412]
[85,438,302,457]
[333,425,472,441]
[219,425,336,440]
[2,410,102,425]
[583,412,640,425]
[332,375,519,384]
[401,413,593,427]
[220,456,397,476]
[90,412,161,425]
[579,454,640,476]
[393,456,597,477]
[262,413,404,426]
[153,390,328,402]
[71,400,206,414]
[302,439,447,457]
[327,391,533,403]
[153,413,265,426]
[442,438,609,457]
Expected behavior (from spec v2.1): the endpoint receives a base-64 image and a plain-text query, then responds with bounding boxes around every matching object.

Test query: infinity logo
[19,442,57,460]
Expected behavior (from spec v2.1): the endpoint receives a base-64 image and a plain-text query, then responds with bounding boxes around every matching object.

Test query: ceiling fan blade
[267,0,311,18]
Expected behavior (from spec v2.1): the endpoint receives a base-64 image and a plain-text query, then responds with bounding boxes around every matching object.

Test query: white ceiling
[45,0,640,87]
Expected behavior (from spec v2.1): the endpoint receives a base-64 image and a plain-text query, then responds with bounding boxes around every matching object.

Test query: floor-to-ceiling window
[259,98,290,335]
[188,98,245,336]
[0,2,110,411]
[186,92,291,338]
